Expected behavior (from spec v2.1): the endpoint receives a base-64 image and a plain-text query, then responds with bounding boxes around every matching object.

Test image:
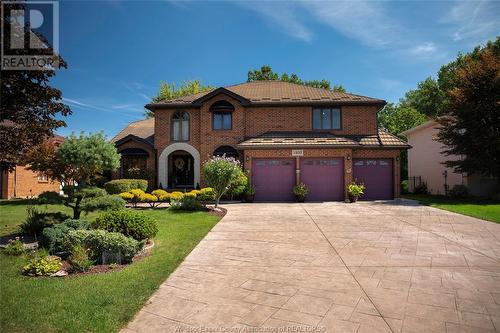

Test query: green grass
[0,201,220,333]
[403,194,500,223]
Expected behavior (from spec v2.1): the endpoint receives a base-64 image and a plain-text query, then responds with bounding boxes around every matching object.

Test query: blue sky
[52,0,499,138]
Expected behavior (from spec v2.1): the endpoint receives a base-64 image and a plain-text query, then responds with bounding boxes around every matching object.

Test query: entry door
[353,159,393,200]
[252,159,295,201]
[300,158,344,201]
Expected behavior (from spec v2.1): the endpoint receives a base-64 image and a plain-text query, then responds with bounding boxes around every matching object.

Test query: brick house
[111,81,409,201]
[0,135,64,199]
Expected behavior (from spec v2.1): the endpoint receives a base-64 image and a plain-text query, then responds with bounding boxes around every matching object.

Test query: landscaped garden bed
[0,199,221,332]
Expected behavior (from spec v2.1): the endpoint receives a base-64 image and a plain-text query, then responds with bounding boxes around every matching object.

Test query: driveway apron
[122,201,500,333]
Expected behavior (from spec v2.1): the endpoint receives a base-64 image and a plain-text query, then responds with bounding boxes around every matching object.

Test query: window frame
[171,111,190,142]
[212,111,233,131]
[312,107,342,131]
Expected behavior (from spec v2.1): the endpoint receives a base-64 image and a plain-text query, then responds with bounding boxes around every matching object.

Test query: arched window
[172,111,189,141]
[213,145,239,159]
[210,100,234,130]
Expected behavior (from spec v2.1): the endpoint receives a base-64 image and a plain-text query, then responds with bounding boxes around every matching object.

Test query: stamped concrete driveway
[123,201,500,333]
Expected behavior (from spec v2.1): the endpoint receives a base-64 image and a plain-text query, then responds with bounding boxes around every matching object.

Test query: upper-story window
[172,111,189,141]
[210,100,234,130]
[313,108,341,130]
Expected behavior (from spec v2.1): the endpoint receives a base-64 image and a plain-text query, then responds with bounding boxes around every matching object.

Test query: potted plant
[292,183,309,203]
[347,181,365,202]
[244,184,256,203]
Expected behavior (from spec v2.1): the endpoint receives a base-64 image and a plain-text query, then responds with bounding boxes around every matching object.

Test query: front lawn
[403,194,500,223]
[0,200,220,333]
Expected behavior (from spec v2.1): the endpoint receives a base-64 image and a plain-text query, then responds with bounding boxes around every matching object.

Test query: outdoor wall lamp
[396,156,400,161]
[346,155,351,160]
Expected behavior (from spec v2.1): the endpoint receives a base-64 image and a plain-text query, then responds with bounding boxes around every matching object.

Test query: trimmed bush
[64,229,142,264]
[92,210,158,241]
[37,191,63,204]
[20,206,71,237]
[104,179,148,194]
[151,189,170,202]
[40,219,90,254]
[197,187,215,202]
[80,195,126,212]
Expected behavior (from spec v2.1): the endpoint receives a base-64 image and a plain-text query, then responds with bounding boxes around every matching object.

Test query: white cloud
[237,1,313,42]
[444,0,499,43]
[298,1,400,48]
[235,1,440,59]
[410,42,438,57]
[63,98,142,118]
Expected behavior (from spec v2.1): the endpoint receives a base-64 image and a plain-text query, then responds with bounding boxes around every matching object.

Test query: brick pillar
[344,151,353,201]
[295,157,300,185]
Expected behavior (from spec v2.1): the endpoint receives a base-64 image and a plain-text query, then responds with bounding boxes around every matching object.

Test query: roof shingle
[111,118,154,145]
[148,81,385,107]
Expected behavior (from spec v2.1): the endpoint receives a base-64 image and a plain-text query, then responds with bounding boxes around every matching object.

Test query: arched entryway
[158,143,200,189]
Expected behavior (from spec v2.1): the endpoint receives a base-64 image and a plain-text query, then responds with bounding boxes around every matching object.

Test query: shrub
[64,229,142,264]
[292,183,309,202]
[92,210,158,240]
[20,206,71,237]
[170,195,202,211]
[227,169,248,199]
[414,182,428,194]
[22,252,62,276]
[151,189,170,202]
[141,193,159,207]
[118,192,134,201]
[104,179,148,194]
[40,219,90,254]
[79,195,126,212]
[37,191,63,204]
[68,245,93,272]
[401,180,409,194]
[197,187,215,202]
[169,191,184,201]
[3,238,25,256]
[449,184,468,198]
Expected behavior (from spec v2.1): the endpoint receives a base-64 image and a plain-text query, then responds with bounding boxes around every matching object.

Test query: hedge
[103,179,148,194]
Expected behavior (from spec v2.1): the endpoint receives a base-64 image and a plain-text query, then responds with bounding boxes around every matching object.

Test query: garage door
[252,159,295,201]
[300,158,344,201]
[353,159,393,200]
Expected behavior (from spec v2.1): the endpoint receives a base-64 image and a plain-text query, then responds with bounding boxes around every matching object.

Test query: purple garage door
[252,159,295,201]
[353,159,393,200]
[300,158,344,201]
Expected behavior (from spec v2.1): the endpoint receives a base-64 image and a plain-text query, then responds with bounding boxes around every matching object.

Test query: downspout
[13,166,17,198]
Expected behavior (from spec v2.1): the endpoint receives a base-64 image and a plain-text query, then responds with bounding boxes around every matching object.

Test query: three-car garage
[251,156,394,202]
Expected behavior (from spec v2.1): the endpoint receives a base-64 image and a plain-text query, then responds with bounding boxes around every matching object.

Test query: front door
[169,153,194,188]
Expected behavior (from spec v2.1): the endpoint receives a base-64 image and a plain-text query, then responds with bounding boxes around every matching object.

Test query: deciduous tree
[437,47,500,179]
[247,65,346,92]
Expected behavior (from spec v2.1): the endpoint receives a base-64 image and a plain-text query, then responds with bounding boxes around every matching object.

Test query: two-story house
[111,81,409,201]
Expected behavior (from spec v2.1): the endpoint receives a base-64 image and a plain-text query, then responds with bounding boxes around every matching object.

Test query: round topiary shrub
[92,210,158,241]
[103,179,148,194]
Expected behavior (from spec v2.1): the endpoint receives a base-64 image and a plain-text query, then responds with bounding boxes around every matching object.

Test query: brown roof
[147,81,385,108]
[111,118,154,145]
[237,130,410,149]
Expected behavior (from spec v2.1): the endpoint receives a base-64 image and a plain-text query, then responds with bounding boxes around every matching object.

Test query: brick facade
[114,89,405,200]
[1,165,61,199]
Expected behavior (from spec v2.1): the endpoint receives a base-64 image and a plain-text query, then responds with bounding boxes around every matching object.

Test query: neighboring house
[111,81,409,201]
[0,135,64,199]
[402,120,497,197]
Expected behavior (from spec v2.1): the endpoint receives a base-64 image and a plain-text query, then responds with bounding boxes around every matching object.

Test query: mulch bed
[207,207,227,218]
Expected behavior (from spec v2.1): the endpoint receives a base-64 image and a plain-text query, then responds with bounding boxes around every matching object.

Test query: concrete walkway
[122,201,500,333]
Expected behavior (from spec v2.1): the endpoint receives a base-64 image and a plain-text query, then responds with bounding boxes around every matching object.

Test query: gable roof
[146,81,385,110]
[111,118,154,146]
[400,120,437,136]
